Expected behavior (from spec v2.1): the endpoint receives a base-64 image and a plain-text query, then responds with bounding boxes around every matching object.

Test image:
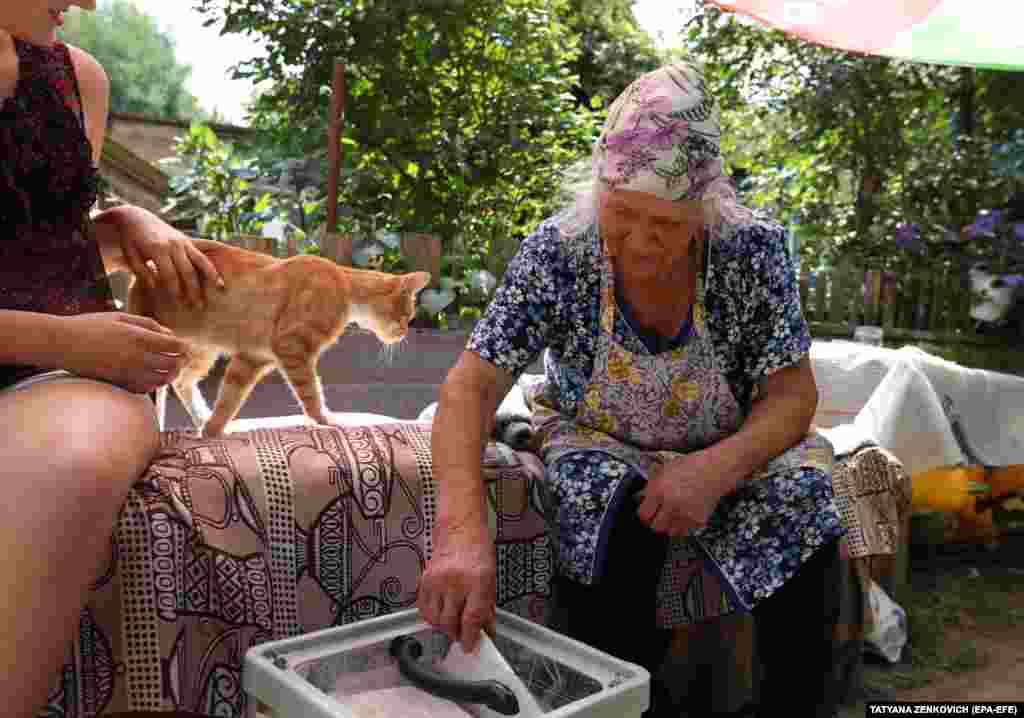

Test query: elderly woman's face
[599,190,704,281]
[1,1,95,46]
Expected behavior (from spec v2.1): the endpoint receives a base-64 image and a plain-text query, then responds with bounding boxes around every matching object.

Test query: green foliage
[563,0,664,109]
[162,122,275,241]
[685,2,1023,278]
[992,129,1024,182]
[206,0,600,235]
[351,230,407,274]
[59,0,203,120]
[192,0,627,321]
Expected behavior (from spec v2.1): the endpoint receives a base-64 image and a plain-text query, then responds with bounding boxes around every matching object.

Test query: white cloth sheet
[811,341,1024,475]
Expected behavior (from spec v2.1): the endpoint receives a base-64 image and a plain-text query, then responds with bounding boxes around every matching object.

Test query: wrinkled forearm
[704,361,818,495]
[431,354,513,533]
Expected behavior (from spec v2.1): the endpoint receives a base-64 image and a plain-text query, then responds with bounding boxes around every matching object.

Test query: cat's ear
[403,271,432,294]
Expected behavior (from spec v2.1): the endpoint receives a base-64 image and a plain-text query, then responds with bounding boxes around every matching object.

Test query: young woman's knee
[67,388,158,464]
[15,383,160,514]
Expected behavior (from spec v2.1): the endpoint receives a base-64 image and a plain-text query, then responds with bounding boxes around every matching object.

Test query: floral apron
[525,240,843,629]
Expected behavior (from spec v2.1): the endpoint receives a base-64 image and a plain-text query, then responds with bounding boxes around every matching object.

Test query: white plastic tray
[243,607,649,718]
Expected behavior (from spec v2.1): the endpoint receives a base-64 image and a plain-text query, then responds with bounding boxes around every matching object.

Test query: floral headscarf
[595,60,726,203]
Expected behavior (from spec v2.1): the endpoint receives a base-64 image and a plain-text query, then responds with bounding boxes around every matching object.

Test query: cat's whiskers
[378,338,402,366]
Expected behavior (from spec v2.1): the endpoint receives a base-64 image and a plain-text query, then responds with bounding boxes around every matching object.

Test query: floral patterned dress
[467,220,846,628]
[0,37,114,388]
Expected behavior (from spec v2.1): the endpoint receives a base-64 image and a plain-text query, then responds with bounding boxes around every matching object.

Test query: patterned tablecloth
[41,417,909,717]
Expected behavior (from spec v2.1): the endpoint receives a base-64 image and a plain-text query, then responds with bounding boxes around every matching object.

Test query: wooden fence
[232,237,985,344]
[226,234,298,259]
[800,264,1005,346]
[180,240,1020,370]
[799,264,1024,375]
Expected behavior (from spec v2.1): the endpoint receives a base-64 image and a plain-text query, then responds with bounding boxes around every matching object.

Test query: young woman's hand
[113,207,225,309]
[58,312,192,394]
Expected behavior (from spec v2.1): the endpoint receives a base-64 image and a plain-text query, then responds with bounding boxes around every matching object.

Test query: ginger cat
[124,241,431,437]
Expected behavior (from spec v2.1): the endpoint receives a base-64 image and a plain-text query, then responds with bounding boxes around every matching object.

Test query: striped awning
[707,0,1024,71]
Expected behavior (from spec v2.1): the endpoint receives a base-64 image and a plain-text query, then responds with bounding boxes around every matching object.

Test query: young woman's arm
[66,44,108,167]
[67,45,223,302]
[65,44,123,271]
[0,310,70,368]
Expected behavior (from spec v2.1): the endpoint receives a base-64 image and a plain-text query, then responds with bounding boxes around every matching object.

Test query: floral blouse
[467,218,811,417]
[0,38,114,387]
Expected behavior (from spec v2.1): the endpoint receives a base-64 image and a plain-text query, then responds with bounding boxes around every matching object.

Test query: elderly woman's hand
[114,206,225,308]
[416,518,496,654]
[635,452,730,537]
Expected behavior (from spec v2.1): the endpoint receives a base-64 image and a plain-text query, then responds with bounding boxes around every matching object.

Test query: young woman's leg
[752,537,843,718]
[0,379,160,715]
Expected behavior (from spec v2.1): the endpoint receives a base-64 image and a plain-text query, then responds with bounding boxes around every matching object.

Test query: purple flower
[895,223,918,243]
[966,209,1003,238]
[1003,274,1024,287]
[1014,222,1024,244]
[895,223,925,255]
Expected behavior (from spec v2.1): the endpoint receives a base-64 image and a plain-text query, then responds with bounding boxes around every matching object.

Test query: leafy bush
[161,122,277,240]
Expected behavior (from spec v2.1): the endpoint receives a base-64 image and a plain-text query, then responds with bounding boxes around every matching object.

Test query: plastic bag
[863,578,908,663]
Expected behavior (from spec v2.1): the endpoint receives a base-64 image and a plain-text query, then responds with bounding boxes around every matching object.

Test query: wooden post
[830,263,851,328]
[799,271,811,322]
[916,272,932,331]
[929,265,947,332]
[881,273,895,330]
[401,232,442,288]
[234,234,272,255]
[954,267,973,333]
[817,269,831,324]
[864,269,882,326]
[894,274,910,329]
[324,60,352,265]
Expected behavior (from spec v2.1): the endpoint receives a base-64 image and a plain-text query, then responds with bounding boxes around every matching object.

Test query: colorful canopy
[707,0,1024,71]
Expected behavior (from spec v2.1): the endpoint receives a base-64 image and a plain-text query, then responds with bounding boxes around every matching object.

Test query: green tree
[60,0,203,120]
[197,0,602,250]
[162,122,273,242]
[684,2,1022,274]
[563,0,663,110]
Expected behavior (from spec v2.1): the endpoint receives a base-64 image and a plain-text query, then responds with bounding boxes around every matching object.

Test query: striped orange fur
[126,242,431,436]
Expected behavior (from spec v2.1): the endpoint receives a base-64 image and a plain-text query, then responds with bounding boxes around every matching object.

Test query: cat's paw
[194,406,213,426]
[311,412,346,429]
[201,421,226,438]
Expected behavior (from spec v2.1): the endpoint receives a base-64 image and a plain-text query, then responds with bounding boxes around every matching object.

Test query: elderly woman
[418,60,845,717]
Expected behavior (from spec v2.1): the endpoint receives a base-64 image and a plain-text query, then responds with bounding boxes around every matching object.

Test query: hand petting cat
[93,205,225,309]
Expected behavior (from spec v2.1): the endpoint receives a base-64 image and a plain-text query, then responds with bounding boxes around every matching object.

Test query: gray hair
[551,148,756,244]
